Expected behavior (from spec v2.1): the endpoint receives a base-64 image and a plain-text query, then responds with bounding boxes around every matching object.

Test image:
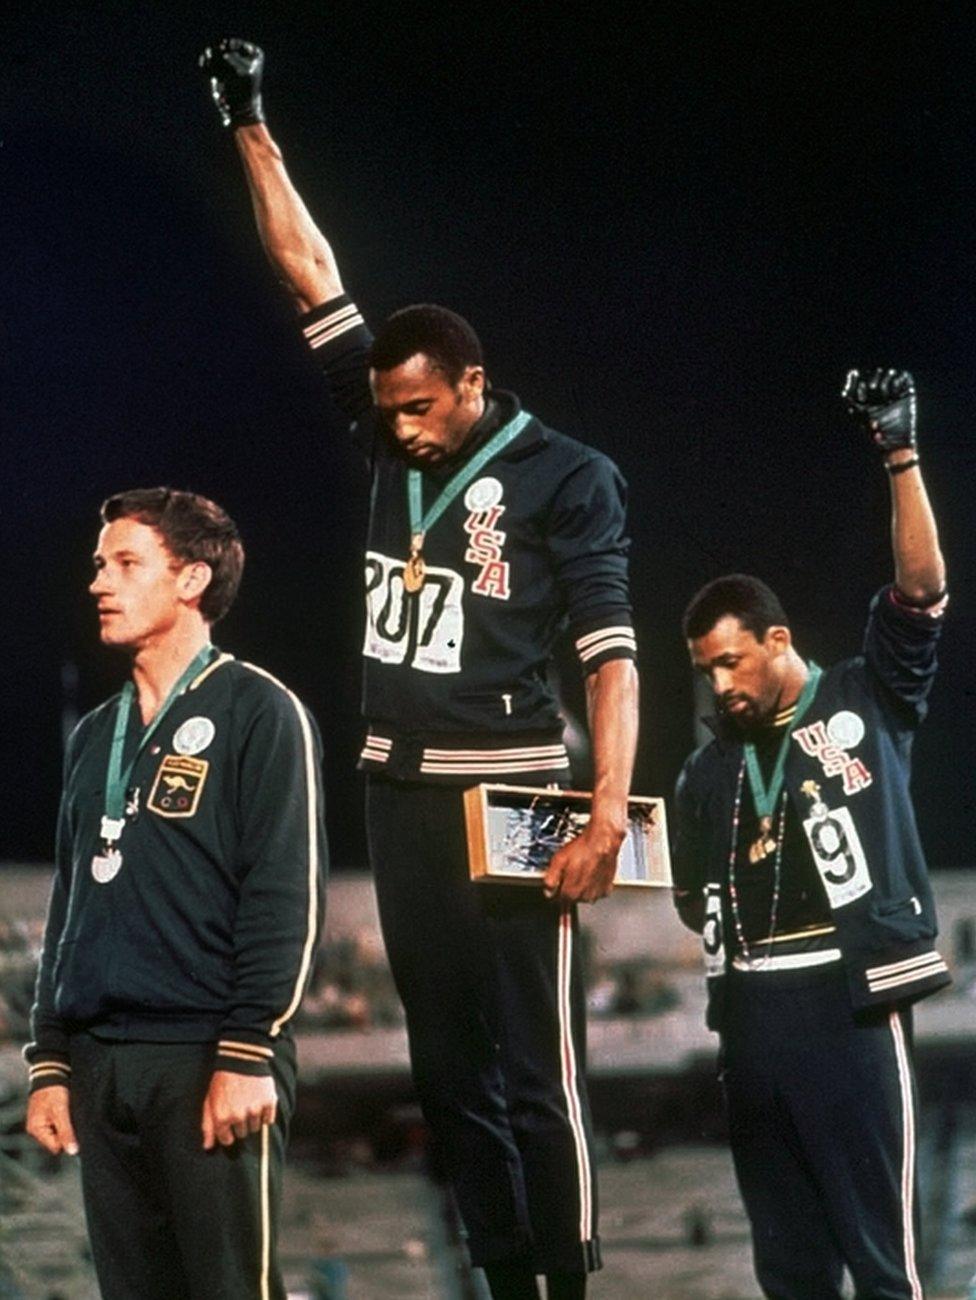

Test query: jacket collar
[700,662,828,753]
[417,389,546,483]
[701,712,740,753]
[489,391,548,461]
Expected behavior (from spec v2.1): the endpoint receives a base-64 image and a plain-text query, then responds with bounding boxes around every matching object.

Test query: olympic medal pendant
[92,847,123,884]
[94,815,125,882]
[403,533,426,593]
[748,816,778,865]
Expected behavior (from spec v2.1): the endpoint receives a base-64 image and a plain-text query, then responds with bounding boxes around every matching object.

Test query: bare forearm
[543,658,638,904]
[585,658,639,841]
[234,123,344,313]
[886,451,946,600]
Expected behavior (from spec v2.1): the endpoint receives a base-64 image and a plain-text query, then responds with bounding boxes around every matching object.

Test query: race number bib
[702,884,726,979]
[363,551,464,674]
[802,805,872,909]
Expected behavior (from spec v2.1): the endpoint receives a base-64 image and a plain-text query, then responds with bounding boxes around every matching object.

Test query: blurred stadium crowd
[0,919,681,1046]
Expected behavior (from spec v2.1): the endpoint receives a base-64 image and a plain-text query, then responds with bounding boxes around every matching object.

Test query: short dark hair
[100,487,244,625]
[367,303,483,385]
[682,574,790,642]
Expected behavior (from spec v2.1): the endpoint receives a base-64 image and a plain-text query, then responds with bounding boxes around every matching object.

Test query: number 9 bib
[802,804,872,909]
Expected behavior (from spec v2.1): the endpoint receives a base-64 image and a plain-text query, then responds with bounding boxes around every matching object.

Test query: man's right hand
[199,38,265,129]
[25,1085,79,1156]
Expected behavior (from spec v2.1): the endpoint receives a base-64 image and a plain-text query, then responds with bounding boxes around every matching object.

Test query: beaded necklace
[726,755,789,969]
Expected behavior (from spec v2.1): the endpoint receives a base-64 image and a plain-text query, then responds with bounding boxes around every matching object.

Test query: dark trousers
[69,1033,296,1300]
[366,776,600,1275]
[721,966,923,1300]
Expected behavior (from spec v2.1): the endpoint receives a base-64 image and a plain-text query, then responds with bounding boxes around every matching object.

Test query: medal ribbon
[407,409,533,547]
[743,663,822,821]
[102,646,214,834]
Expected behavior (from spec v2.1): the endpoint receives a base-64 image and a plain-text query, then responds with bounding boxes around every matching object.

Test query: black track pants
[366,776,601,1275]
[722,966,922,1300]
[69,1033,296,1300]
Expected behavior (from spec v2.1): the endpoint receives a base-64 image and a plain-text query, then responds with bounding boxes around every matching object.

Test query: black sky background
[2,2,973,867]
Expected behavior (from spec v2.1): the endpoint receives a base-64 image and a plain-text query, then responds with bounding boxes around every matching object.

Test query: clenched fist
[199,38,265,129]
[842,368,917,453]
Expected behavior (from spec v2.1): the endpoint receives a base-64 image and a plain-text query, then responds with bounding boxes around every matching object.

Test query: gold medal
[403,533,425,593]
[748,815,778,865]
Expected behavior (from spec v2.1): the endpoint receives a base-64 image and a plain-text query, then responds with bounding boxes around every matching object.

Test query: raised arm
[843,368,946,603]
[200,39,343,314]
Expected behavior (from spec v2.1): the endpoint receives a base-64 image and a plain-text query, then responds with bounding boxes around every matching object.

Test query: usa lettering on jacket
[792,718,873,795]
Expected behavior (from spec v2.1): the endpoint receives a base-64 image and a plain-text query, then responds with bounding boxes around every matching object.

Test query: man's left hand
[543,824,622,904]
[201,1071,278,1149]
[842,367,917,452]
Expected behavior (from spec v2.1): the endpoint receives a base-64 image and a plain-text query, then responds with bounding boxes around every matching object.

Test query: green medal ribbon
[101,646,214,842]
[407,409,533,547]
[743,662,822,822]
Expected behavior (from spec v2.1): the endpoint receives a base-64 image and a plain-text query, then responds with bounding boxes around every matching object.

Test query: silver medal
[91,848,123,884]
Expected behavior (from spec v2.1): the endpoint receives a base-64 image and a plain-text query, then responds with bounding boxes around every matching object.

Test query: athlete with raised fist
[673,370,948,1299]
[201,38,640,1300]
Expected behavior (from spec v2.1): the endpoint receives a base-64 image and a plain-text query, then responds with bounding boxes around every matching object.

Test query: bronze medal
[748,815,778,865]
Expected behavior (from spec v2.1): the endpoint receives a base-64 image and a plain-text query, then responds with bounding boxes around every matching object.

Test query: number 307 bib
[802,806,872,909]
[363,551,464,674]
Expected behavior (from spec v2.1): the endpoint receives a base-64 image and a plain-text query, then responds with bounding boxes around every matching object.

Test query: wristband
[892,584,947,610]
[885,456,919,476]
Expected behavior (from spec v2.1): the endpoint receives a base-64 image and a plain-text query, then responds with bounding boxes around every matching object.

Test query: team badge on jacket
[792,713,873,795]
[148,755,209,818]
[463,477,510,600]
[172,716,216,756]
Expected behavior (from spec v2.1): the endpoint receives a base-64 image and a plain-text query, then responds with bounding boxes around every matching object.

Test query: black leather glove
[842,368,917,452]
[199,38,265,129]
